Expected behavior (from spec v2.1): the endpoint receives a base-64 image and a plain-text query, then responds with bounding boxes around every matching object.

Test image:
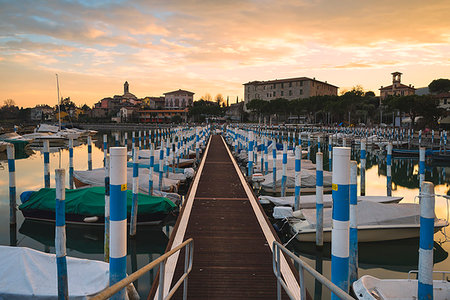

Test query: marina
[0,125,449,299]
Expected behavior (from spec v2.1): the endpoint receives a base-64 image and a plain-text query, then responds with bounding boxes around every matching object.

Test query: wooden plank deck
[150,135,300,299]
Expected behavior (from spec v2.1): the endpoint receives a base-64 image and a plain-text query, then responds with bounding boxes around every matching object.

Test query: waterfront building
[164,89,194,109]
[379,72,416,101]
[30,105,54,121]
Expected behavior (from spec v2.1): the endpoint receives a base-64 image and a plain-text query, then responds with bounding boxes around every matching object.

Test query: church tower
[124,81,129,94]
[391,72,402,88]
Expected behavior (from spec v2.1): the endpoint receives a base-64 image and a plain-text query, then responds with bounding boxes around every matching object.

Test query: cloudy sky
[0,0,449,107]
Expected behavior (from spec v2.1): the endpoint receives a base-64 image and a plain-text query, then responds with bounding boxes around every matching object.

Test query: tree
[201,93,212,101]
[3,99,15,107]
[215,94,224,106]
[429,79,450,94]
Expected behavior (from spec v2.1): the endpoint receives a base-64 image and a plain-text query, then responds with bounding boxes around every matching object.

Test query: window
[289,90,292,96]
[267,93,269,97]
[300,89,303,95]
[444,99,448,105]
[273,84,276,89]
[289,82,292,88]
[273,91,276,97]
[281,83,284,88]
[299,81,303,86]
[281,91,284,96]
[263,86,266,90]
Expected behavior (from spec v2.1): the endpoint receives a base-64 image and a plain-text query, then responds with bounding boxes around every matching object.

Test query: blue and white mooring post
[360,139,366,196]
[315,151,323,247]
[159,141,164,190]
[103,134,108,166]
[132,132,136,158]
[248,131,254,177]
[264,138,269,175]
[419,147,425,191]
[307,133,311,160]
[294,146,302,211]
[317,136,321,152]
[109,147,127,300]
[138,131,142,150]
[272,139,277,193]
[143,131,146,149]
[349,161,358,285]
[130,147,139,236]
[331,147,350,299]
[69,138,74,189]
[418,181,435,300]
[7,144,16,225]
[115,132,119,147]
[281,141,288,197]
[87,135,92,171]
[149,144,154,196]
[55,168,68,299]
[196,128,200,163]
[387,142,392,196]
[124,132,128,150]
[44,140,50,188]
[328,136,333,172]
[104,156,110,262]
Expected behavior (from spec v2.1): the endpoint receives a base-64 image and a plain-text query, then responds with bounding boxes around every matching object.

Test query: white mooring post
[418,182,435,300]
[315,151,323,247]
[159,141,164,191]
[109,147,127,300]
[294,146,302,211]
[55,169,68,300]
[130,147,139,236]
[349,161,358,285]
[104,156,110,262]
[7,144,16,225]
[331,147,350,299]
[248,131,254,177]
[87,135,92,171]
[44,140,50,188]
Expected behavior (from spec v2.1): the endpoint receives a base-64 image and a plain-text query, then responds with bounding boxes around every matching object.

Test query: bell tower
[124,81,129,94]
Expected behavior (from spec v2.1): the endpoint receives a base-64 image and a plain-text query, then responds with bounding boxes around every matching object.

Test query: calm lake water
[0,131,449,299]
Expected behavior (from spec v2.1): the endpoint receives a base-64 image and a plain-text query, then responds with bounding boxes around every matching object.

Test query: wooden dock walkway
[151,135,300,299]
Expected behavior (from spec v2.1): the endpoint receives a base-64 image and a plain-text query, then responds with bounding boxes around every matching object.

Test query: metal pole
[55,168,68,300]
[331,147,350,299]
[44,140,50,188]
[130,147,139,236]
[109,147,127,300]
[349,161,358,285]
[418,182,435,300]
[315,151,323,247]
[7,144,16,225]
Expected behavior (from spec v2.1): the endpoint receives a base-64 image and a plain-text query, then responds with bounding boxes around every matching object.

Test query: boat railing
[89,238,194,300]
[407,270,450,281]
[273,241,353,300]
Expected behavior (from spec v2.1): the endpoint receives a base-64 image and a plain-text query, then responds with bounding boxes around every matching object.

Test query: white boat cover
[0,246,109,299]
[36,124,59,133]
[259,195,403,208]
[74,167,181,193]
[294,201,422,232]
[259,169,332,189]
[353,275,450,300]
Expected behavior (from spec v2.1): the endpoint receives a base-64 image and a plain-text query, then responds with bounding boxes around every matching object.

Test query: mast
[56,74,61,131]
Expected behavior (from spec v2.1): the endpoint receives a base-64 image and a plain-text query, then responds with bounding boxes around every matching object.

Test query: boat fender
[293,210,305,219]
[83,216,99,223]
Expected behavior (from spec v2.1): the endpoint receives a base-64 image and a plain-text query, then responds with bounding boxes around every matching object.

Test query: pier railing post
[109,147,127,300]
[315,151,323,247]
[7,144,16,225]
[331,147,350,299]
[418,182,435,300]
[349,161,358,285]
[55,168,68,300]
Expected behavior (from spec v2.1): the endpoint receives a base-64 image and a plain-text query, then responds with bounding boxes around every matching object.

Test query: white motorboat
[0,246,138,299]
[353,274,450,300]
[289,201,448,242]
[259,194,403,208]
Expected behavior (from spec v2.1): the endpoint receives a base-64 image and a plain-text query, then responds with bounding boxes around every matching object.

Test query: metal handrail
[89,238,194,300]
[273,241,353,300]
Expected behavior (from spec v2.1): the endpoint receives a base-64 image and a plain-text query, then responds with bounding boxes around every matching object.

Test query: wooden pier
[150,135,300,299]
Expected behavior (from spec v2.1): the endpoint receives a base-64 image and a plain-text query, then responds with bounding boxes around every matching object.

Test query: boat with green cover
[19,187,177,225]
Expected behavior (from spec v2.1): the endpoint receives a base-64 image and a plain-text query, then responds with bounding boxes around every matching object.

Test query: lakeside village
[1,72,450,133]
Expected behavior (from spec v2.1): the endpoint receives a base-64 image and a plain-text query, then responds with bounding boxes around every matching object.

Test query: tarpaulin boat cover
[260,169,332,189]
[0,245,109,299]
[19,186,176,217]
[74,167,180,193]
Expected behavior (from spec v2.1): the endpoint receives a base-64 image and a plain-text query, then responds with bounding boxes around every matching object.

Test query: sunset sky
[0,0,449,108]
